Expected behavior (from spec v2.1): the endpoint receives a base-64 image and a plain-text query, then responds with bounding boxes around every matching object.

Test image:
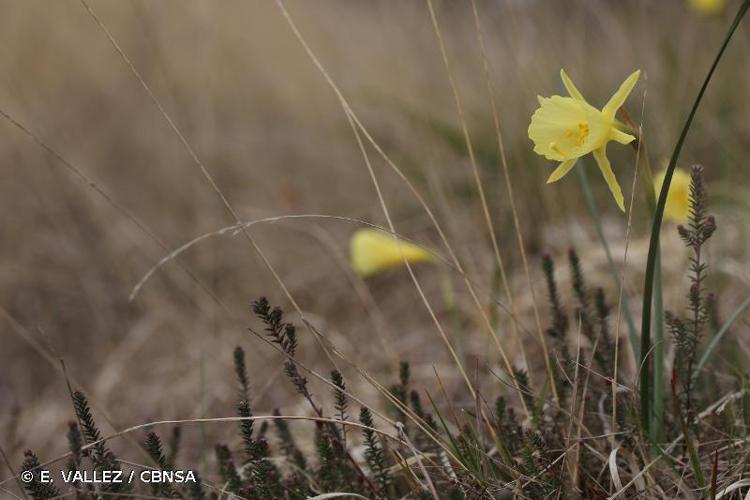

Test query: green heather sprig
[21,450,61,500]
[144,431,182,498]
[667,165,716,423]
[72,391,130,496]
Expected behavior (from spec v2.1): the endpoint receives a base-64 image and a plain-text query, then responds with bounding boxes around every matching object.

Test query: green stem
[652,246,664,444]
[576,162,640,359]
[639,0,750,434]
[684,420,706,491]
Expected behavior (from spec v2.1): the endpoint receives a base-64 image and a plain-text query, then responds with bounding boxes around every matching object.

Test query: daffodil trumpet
[688,0,726,16]
[654,168,692,223]
[350,229,436,278]
[528,69,641,211]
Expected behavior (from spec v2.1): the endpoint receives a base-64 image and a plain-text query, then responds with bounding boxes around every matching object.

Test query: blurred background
[2,0,750,466]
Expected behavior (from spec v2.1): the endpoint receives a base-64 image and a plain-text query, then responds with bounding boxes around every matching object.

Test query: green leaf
[639,0,750,435]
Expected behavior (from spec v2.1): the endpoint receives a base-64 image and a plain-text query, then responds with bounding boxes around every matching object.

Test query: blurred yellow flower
[528,69,641,212]
[350,229,435,277]
[688,0,726,16]
[654,168,692,222]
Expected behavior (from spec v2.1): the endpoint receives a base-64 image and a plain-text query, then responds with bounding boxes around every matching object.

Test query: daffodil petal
[611,129,636,145]
[602,70,641,119]
[593,146,625,212]
[560,69,586,102]
[546,159,576,184]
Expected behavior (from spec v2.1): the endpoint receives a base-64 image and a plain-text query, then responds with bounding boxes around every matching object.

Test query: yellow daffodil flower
[350,229,435,277]
[654,168,691,223]
[528,69,641,211]
[688,0,726,16]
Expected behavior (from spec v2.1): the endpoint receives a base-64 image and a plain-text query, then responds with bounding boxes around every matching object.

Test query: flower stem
[575,161,639,358]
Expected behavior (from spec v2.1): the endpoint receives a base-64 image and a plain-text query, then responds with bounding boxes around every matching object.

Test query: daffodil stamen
[567,122,589,146]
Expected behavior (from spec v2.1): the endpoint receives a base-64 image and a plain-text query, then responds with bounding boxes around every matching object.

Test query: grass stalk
[695,293,750,374]
[426,0,532,383]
